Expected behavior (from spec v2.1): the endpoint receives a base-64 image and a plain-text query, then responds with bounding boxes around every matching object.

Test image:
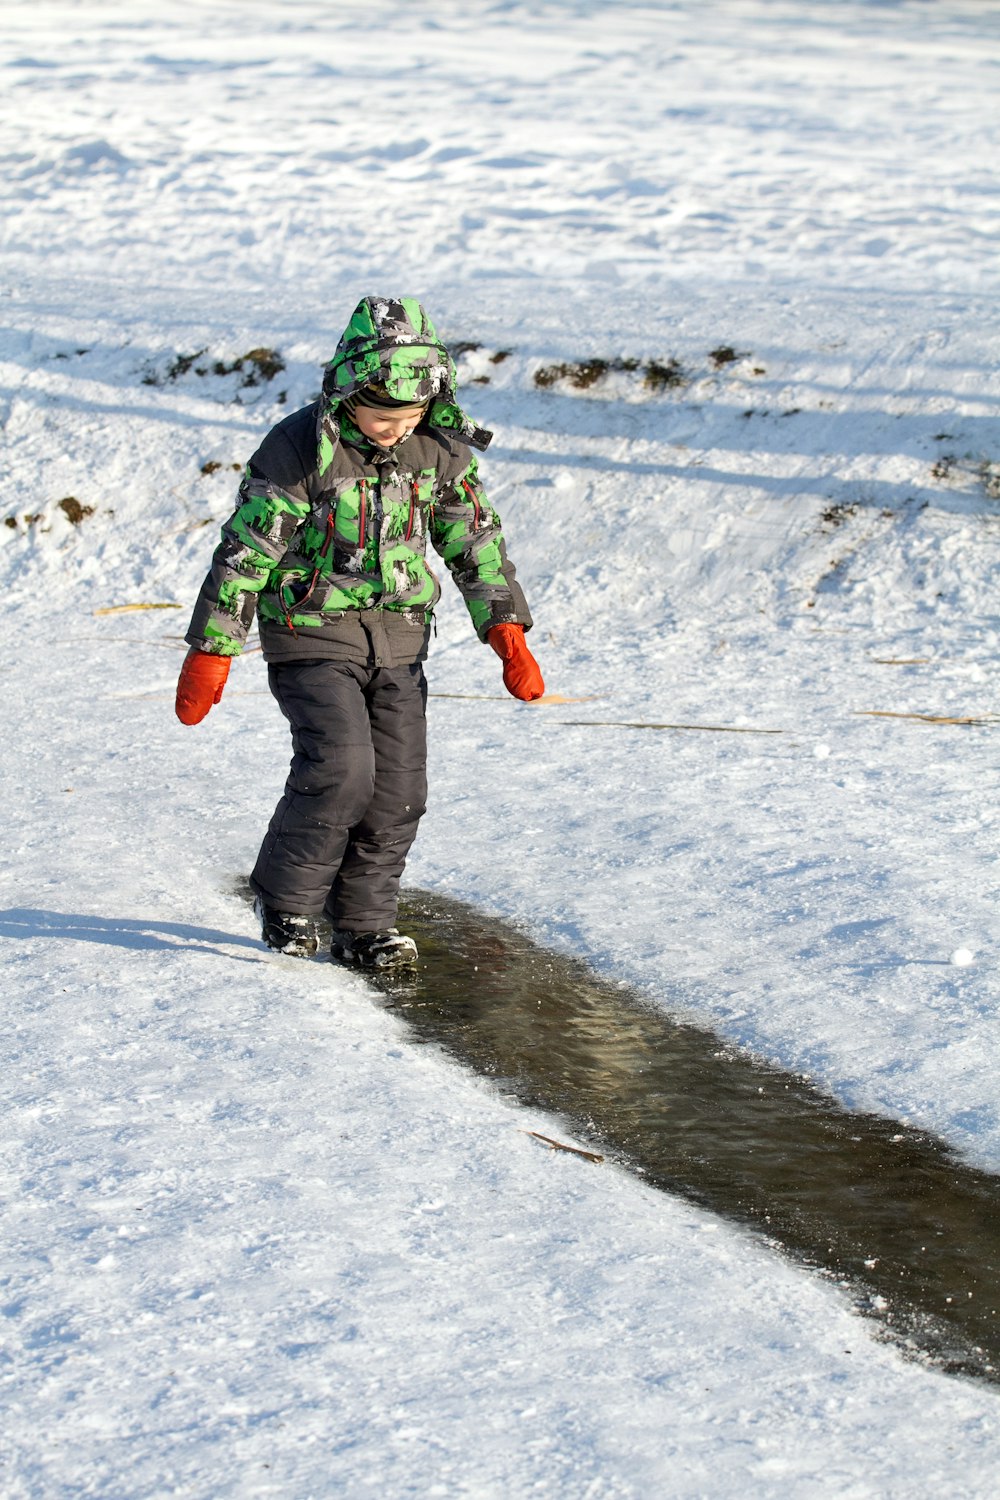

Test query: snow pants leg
[249,659,428,930]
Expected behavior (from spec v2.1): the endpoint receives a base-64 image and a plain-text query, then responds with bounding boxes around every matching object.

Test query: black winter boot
[330,928,418,970]
[254,896,319,958]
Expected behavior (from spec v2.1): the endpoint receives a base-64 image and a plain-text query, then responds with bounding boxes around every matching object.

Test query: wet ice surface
[373,890,1000,1384]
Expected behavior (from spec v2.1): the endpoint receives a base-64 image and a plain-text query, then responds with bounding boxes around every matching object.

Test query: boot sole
[331,946,417,970]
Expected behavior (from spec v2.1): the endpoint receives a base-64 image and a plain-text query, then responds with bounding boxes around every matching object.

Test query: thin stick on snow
[523,1131,605,1163]
[555,719,784,734]
[429,692,603,704]
[94,602,183,615]
[855,711,999,726]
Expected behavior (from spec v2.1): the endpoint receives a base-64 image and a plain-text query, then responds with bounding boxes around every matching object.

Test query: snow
[2,0,1000,1493]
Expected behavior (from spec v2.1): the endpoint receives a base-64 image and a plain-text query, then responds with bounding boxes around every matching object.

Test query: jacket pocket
[268,569,353,627]
[378,543,442,612]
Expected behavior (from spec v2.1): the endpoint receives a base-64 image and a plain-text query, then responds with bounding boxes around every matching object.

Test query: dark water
[358,889,1000,1385]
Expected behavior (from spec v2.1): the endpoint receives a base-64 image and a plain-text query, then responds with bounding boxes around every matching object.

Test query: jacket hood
[319,296,492,464]
[323,296,455,405]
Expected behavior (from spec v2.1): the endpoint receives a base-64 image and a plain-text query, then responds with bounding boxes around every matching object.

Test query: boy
[176,295,543,969]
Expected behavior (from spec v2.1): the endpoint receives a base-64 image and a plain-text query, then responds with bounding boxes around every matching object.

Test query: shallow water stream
[361,889,1000,1384]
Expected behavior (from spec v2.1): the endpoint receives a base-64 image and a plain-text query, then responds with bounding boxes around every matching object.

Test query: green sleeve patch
[333,483,364,548]
[465,598,492,634]
[203,622,243,655]
[470,537,504,582]
[218,578,265,619]
[231,489,305,546]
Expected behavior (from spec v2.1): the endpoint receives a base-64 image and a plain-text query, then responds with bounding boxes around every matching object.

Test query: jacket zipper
[283,510,337,632]
[405,480,418,542]
[462,478,481,529]
[357,477,368,548]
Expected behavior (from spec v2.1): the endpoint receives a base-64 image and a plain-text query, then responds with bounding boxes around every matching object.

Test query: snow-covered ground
[2,1,1000,1494]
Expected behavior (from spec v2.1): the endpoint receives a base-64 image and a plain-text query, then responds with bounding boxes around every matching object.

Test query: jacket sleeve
[429,454,533,641]
[184,465,310,656]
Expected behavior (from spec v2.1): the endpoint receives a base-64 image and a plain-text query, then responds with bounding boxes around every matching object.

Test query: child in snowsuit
[176,295,543,969]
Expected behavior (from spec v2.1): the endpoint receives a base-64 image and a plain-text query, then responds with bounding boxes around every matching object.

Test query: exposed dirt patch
[5,498,96,530]
[57,496,96,525]
[642,357,686,391]
[530,345,761,395]
[533,354,684,393]
[820,502,858,529]
[449,343,513,387]
[708,344,750,369]
[143,346,286,392]
[931,453,1000,499]
[223,347,286,385]
[535,357,615,389]
[161,349,206,382]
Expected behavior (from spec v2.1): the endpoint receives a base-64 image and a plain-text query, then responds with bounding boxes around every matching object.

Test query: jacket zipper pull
[405,479,418,542]
[358,478,368,550]
[463,478,481,529]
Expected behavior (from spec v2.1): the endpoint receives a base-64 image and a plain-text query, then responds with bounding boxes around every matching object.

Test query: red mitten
[175,647,231,725]
[487,623,545,702]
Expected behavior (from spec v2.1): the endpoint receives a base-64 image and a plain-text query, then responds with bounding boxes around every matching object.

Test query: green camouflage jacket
[185,296,532,667]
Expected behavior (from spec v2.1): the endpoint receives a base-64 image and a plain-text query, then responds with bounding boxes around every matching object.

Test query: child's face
[351,402,428,449]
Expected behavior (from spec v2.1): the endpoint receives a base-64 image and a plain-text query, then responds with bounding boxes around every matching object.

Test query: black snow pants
[249,660,428,931]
